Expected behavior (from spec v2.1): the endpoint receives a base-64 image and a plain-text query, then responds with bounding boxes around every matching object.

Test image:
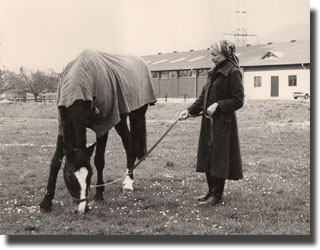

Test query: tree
[1,67,60,101]
[43,72,60,93]
[19,68,48,101]
[0,70,25,96]
[0,69,11,95]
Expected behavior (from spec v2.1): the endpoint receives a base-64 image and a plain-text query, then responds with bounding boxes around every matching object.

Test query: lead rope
[90,117,180,189]
[90,114,202,189]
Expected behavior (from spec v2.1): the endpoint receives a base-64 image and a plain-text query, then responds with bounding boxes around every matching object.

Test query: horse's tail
[130,104,148,160]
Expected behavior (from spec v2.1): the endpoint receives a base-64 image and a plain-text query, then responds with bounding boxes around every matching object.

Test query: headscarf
[210,40,240,69]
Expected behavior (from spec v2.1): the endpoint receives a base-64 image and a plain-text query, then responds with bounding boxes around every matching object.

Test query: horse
[39,49,157,213]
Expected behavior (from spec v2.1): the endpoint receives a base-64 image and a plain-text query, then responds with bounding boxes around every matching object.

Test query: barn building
[142,40,310,99]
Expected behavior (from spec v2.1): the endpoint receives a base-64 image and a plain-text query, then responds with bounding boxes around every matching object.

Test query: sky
[0,0,312,72]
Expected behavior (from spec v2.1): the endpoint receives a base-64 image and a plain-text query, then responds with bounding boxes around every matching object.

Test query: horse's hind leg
[115,114,136,192]
[93,132,108,201]
[39,135,64,211]
[129,104,148,160]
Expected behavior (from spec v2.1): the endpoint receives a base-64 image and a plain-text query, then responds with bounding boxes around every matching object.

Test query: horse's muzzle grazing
[73,200,90,214]
[64,166,92,214]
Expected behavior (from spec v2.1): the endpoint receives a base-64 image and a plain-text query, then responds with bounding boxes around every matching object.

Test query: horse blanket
[57,49,157,137]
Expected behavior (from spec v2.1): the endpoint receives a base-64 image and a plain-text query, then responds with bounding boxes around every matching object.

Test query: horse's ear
[85,143,96,157]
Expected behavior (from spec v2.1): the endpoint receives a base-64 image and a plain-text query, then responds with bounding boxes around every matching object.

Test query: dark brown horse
[39,50,156,213]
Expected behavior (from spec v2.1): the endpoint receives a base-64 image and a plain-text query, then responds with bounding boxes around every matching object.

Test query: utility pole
[224,0,259,47]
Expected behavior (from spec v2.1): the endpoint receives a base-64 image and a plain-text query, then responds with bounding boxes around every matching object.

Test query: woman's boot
[197,172,214,202]
[210,177,225,206]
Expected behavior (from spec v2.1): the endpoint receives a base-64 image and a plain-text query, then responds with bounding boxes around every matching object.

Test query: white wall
[243,66,310,99]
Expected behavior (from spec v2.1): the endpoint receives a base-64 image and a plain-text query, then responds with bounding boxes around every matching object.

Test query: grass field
[0,99,310,235]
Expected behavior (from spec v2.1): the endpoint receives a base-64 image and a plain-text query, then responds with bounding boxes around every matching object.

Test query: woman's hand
[179,109,189,120]
[207,103,218,116]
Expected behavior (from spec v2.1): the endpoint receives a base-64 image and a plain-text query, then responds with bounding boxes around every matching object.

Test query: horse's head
[63,143,96,214]
[59,100,97,213]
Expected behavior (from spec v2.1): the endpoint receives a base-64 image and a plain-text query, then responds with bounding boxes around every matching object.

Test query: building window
[178,70,192,78]
[198,69,209,76]
[169,71,177,78]
[254,76,262,87]
[152,72,159,79]
[288,75,297,86]
[160,71,169,79]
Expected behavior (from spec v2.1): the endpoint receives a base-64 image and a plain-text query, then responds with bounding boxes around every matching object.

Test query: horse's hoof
[40,205,52,213]
[122,187,134,195]
[39,197,53,212]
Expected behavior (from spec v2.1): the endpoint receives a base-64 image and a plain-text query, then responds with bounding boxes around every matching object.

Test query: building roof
[142,40,310,71]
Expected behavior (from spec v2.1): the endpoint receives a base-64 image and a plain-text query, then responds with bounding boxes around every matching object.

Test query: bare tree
[43,71,60,93]
[0,70,25,96]
[20,68,47,101]
[1,67,60,100]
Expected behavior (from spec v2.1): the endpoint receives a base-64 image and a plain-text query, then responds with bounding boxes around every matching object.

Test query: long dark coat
[188,60,244,180]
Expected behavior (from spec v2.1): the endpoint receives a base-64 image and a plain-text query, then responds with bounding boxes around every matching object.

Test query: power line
[223,0,259,47]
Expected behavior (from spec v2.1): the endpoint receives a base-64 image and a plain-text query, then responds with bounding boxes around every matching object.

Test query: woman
[179,40,244,206]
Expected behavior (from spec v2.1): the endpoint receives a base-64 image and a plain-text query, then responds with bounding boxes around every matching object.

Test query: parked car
[293,92,309,99]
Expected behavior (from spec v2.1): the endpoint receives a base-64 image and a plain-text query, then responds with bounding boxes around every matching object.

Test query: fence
[161,94,191,102]
[2,95,195,104]
[1,96,56,103]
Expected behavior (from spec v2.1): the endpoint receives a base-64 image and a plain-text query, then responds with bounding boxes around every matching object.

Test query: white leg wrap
[122,175,134,192]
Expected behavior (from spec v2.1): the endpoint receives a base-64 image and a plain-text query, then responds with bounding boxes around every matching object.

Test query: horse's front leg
[39,135,64,211]
[115,115,137,192]
[93,132,108,201]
